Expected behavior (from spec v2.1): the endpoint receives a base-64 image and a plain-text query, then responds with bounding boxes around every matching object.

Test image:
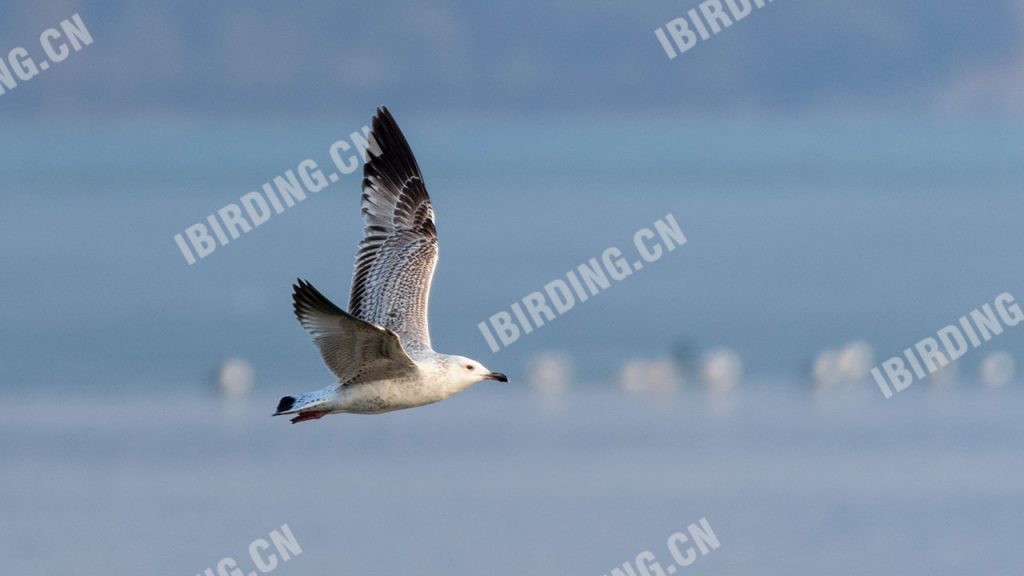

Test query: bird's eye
[465,365,473,371]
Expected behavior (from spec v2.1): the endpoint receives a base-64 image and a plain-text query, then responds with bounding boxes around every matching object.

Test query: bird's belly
[335,379,444,414]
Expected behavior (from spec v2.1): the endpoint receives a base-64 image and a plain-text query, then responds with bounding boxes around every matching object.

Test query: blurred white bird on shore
[619,358,680,397]
[526,353,573,402]
[812,341,874,393]
[837,341,874,382]
[217,357,254,399]
[980,351,1015,388]
[700,348,743,394]
[811,349,843,390]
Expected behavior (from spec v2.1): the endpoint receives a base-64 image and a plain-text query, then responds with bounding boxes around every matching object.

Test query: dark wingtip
[366,106,421,177]
[276,396,296,414]
[292,279,348,323]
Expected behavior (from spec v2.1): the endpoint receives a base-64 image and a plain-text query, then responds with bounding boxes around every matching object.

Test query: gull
[274,107,508,423]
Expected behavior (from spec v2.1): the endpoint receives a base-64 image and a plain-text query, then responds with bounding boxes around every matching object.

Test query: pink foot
[290,410,329,424]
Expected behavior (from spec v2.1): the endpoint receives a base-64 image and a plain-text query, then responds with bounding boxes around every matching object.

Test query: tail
[273,389,335,424]
[275,395,299,414]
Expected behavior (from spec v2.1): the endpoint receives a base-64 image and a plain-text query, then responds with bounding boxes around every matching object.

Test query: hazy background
[2,1,1023,575]
[2,0,1024,116]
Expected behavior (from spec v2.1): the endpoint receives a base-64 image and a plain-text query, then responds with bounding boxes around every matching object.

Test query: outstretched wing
[293,279,417,385]
[349,107,438,353]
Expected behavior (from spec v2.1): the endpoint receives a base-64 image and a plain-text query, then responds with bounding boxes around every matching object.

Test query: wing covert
[349,107,438,352]
[293,279,417,385]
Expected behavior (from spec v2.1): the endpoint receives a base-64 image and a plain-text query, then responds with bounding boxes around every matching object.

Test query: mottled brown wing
[349,107,438,353]
[293,279,417,385]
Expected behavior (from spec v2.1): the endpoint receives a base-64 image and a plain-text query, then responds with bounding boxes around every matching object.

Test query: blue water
[1,114,1022,391]
[2,387,1022,575]
[2,115,1023,574]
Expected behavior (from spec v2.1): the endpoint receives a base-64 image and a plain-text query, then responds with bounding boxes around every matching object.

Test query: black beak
[486,372,509,382]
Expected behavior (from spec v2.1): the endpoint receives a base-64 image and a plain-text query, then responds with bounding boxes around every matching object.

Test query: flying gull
[274,107,508,423]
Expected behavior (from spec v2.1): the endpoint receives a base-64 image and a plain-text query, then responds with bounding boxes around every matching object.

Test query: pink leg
[290,410,330,424]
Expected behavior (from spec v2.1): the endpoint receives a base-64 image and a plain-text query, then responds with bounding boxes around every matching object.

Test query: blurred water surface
[1,114,1023,574]
[1,114,1022,391]
[2,386,1022,575]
